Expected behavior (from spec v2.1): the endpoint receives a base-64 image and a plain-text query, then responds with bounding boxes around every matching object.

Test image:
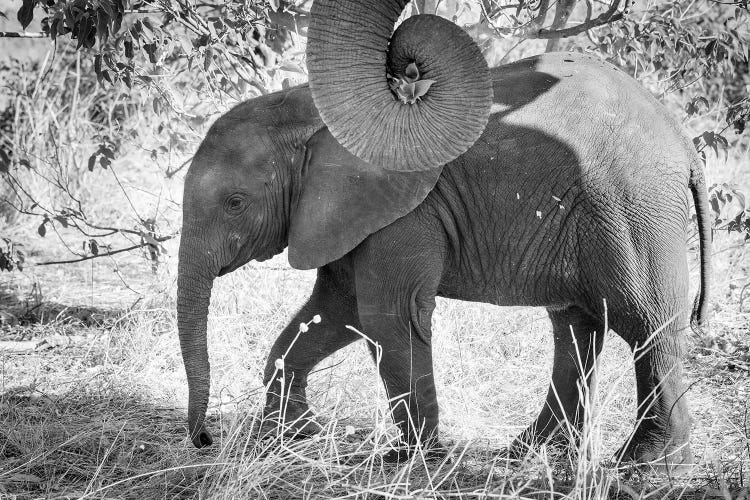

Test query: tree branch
[545,0,578,50]
[35,235,175,266]
[526,0,629,39]
[0,31,47,38]
[514,0,551,38]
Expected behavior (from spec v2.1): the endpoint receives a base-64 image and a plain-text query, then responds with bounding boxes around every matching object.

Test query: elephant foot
[257,400,323,440]
[380,440,450,464]
[503,424,579,462]
[614,435,695,475]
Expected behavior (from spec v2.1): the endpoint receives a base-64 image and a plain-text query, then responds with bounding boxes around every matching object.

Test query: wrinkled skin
[177,53,711,470]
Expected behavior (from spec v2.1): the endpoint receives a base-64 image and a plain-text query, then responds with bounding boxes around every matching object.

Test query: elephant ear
[306,1,493,172]
[288,128,440,270]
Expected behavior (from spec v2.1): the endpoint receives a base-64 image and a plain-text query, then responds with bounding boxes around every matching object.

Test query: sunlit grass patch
[0,171,748,499]
[0,283,748,498]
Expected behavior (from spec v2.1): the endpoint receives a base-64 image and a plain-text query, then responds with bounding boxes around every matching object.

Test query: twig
[165,156,193,178]
[0,32,47,38]
[35,235,175,266]
[527,0,628,39]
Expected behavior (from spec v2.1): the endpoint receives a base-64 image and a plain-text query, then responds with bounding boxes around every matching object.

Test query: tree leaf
[278,59,305,74]
[102,147,115,159]
[141,233,159,247]
[17,0,35,30]
[204,47,213,71]
[396,81,416,103]
[412,79,435,100]
[0,148,10,173]
[37,222,46,238]
[54,216,69,228]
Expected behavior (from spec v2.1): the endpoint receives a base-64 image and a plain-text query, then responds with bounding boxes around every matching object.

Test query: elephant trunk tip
[190,424,214,448]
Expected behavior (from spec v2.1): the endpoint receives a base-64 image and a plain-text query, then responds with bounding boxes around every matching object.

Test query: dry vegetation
[1,9,749,500]
[0,159,748,498]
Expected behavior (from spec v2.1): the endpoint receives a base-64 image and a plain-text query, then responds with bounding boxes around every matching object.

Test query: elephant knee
[410,289,436,345]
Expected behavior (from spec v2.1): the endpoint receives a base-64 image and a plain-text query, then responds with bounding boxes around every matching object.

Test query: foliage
[0,0,748,269]
[0,1,310,268]
[0,52,169,266]
[710,183,750,240]
[589,0,750,234]
[0,236,25,271]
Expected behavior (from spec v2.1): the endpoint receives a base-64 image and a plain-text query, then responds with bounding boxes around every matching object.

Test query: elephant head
[177,0,493,447]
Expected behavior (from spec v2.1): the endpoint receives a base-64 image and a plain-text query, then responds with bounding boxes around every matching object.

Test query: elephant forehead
[190,140,274,185]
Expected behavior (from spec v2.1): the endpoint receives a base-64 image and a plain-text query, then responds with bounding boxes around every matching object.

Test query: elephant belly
[435,211,581,309]
[437,254,578,309]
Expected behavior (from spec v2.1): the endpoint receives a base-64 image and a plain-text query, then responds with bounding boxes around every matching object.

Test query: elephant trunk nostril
[199,430,213,447]
[192,428,213,448]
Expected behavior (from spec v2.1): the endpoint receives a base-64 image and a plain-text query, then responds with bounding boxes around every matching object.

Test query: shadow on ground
[0,386,746,499]
[0,285,122,328]
[0,388,218,499]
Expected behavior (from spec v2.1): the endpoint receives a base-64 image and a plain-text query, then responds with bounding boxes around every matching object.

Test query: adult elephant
[176,0,711,470]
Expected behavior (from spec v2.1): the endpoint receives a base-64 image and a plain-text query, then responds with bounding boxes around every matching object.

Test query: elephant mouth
[217,264,236,277]
[217,244,285,276]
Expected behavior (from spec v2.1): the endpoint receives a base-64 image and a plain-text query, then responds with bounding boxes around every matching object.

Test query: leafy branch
[35,233,176,266]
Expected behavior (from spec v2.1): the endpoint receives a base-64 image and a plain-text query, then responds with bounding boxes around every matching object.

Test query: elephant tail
[689,159,712,335]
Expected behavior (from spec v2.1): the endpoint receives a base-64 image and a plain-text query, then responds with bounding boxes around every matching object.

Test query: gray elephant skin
[177,4,711,471]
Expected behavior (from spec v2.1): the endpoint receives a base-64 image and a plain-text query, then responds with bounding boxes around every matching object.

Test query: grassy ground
[0,165,749,499]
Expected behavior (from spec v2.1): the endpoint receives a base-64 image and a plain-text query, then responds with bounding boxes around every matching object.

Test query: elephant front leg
[262,262,361,438]
[509,307,604,457]
[360,314,441,461]
[353,223,447,461]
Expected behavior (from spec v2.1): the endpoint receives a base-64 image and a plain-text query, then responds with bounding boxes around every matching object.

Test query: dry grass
[0,215,748,499]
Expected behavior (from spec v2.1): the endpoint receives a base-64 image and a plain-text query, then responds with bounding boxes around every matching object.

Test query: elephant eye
[224,194,248,215]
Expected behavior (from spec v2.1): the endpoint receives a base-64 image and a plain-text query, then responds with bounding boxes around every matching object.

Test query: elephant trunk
[176,238,215,448]
[306,0,492,172]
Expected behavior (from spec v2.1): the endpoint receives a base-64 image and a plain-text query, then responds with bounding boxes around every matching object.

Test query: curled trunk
[306,0,492,171]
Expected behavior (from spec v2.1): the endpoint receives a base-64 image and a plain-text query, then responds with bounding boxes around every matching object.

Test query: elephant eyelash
[224,194,249,214]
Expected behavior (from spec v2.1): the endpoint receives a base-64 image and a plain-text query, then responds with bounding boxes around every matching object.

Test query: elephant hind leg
[508,306,605,457]
[610,308,694,470]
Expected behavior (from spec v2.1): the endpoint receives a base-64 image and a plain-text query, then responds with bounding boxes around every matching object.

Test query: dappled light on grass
[0,250,748,497]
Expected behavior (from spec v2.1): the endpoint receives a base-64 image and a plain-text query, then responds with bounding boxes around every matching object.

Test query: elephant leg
[262,260,361,437]
[614,315,693,468]
[352,218,446,460]
[509,306,604,457]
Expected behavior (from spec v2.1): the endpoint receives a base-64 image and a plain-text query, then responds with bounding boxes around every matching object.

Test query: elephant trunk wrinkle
[176,240,215,447]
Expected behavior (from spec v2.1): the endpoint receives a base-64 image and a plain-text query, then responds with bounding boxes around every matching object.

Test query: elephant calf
[176,2,710,471]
